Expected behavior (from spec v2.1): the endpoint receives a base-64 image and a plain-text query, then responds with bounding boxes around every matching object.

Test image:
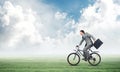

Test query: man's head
[80,30,85,36]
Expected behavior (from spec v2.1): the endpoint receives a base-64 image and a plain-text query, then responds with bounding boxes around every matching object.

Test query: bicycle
[67,45,101,66]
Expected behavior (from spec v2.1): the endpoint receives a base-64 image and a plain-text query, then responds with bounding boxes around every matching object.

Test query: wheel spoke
[88,53,101,66]
[67,53,80,66]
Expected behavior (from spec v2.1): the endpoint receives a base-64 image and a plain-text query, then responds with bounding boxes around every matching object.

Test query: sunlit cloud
[0,0,120,57]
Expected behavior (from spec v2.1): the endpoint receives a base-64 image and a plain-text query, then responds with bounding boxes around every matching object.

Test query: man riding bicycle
[78,30,96,61]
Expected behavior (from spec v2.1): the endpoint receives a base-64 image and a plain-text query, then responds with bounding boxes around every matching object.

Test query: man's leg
[83,45,91,60]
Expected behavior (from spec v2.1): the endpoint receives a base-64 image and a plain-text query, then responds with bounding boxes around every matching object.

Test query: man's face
[80,32,84,36]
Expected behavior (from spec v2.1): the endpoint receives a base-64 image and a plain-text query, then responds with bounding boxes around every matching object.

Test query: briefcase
[93,39,103,49]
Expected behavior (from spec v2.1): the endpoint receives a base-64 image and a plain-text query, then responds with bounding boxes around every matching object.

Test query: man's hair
[80,30,85,34]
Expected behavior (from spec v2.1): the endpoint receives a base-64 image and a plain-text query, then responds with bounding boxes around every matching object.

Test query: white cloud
[55,11,67,20]
[0,0,120,57]
[0,1,43,49]
[1,15,10,26]
[76,0,120,55]
[0,0,74,57]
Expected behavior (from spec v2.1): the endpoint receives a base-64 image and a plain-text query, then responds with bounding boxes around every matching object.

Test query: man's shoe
[88,56,92,60]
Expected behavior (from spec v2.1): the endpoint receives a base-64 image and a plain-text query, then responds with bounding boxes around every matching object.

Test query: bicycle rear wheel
[88,52,101,66]
[67,53,80,66]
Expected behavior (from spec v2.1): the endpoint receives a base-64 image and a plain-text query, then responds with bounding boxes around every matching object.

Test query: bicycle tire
[67,53,80,66]
[88,52,101,66]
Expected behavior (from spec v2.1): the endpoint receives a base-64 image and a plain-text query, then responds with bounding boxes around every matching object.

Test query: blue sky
[42,0,95,21]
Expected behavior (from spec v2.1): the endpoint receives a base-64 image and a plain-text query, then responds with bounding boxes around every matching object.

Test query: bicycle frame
[73,47,84,57]
[74,48,83,56]
[73,46,99,57]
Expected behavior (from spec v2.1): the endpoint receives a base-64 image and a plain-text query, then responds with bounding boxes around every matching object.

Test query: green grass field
[0,57,120,72]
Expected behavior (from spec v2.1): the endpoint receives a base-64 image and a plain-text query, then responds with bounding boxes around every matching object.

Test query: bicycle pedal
[82,58,87,61]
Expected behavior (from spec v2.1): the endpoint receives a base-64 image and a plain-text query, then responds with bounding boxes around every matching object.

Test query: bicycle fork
[73,51,79,60]
[73,55,76,60]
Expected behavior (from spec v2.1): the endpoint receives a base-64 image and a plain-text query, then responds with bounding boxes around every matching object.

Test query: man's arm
[79,38,84,46]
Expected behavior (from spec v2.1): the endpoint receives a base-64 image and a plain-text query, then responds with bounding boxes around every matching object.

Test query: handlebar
[76,45,79,47]
[75,45,80,50]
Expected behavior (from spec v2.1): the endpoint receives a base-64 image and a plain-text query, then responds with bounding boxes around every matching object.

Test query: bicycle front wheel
[88,52,101,66]
[67,53,80,66]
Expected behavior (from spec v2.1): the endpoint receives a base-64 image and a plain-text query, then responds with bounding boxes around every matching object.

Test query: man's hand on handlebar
[76,45,79,47]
